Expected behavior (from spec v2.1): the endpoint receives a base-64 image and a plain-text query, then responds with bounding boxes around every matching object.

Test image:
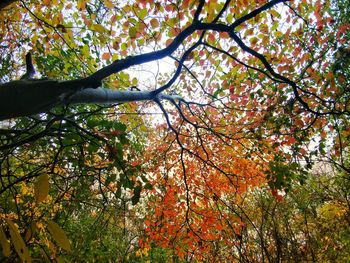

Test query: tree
[226,163,350,262]
[0,0,349,261]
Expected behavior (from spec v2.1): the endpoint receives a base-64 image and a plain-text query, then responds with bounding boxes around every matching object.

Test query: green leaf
[140,175,149,183]
[213,87,223,98]
[227,13,233,23]
[129,27,137,38]
[86,119,99,128]
[144,183,153,190]
[105,174,116,185]
[116,183,122,198]
[114,122,127,132]
[138,9,147,20]
[131,185,142,205]
[92,24,106,33]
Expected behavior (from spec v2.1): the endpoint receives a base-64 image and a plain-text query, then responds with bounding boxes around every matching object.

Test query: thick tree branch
[0,0,17,10]
[68,88,182,105]
[0,78,100,120]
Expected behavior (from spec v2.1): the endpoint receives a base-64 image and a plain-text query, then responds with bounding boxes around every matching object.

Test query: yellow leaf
[82,44,90,56]
[112,53,119,61]
[0,226,10,257]
[31,35,38,46]
[76,0,86,10]
[104,0,114,9]
[132,77,138,86]
[93,24,106,33]
[35,173,49,203]
[47,221,71,252]
[269,9,281,18]
[140,124,148,132]
[274,31,283,38]
[5,219,31,262]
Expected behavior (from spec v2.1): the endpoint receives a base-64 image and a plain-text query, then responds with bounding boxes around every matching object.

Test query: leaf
[5,219,31,262]
[138,9,147,20]
[47,221,71,252]
[132,77,138,86]
[150,18,159,28]
[104,0,114,9]
[105,174,116,185]
[34,173,49,203]
[116,183,122,198]
[129,27,137,38]
[131,185,142,205]
[208,33,215,44]
[93,24,106,33]
[102,52,111,60]
[213,87,223,98]
[25,222,37,242]
[144,183,153,190]
[269,9,281,18]
[114,121,127,132]
[0,226,10,257]
[165,38,172,47]
[76,0,86,10]
[250,37,259,45]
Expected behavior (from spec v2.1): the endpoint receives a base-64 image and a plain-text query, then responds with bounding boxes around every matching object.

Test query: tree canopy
[0,0,349,261]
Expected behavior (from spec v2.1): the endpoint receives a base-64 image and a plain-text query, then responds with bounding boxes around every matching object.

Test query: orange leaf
[102,52,111,60]
[150,18,159,28]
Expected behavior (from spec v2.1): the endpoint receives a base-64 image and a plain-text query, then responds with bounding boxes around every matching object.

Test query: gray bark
[0,80,179,121]
[0,78,101,120]
[68,88,179,105]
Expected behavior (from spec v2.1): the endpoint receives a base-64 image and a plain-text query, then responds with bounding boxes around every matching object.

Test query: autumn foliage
[0,0,350,261]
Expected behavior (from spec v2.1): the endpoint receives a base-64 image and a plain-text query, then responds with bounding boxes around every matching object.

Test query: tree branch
[20,53,35,80]
[0,0,17,10]
[68,88,182,105]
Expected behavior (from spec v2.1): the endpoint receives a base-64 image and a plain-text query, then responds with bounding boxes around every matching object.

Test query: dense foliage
[0,0,349,261]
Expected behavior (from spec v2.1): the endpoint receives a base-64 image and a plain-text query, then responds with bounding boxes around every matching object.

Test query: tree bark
[0,80,179,121]
[0,0,17,10]
[0,78,100,120]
